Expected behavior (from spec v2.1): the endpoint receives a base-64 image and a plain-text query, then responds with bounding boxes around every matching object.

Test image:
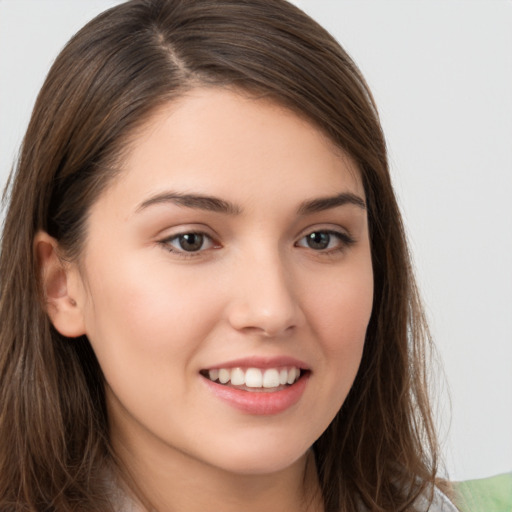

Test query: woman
[0,0,457,510]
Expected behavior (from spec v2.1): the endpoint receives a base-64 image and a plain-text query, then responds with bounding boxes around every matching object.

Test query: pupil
[307,232,329,250]
[179,233,203,251]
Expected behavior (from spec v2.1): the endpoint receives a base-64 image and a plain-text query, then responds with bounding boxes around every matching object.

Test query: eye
[296,230,354,252]
[162,232,216,254]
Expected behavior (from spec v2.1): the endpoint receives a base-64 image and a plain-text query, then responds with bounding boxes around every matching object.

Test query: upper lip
[202,356,310,371]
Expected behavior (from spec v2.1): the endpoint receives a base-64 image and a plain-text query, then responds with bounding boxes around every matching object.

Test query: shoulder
[431,486,459,511]
[414,485,459,512]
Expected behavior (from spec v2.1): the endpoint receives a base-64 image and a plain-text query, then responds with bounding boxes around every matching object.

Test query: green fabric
[454,472,512,512]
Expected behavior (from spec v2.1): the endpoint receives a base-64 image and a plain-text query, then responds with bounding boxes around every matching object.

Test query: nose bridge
[227,242,302,336]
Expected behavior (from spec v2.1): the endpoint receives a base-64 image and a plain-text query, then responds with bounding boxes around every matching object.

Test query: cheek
[79,258,227,436]
[291,259,373,441]
[80,255,223,377]
[306,255,373,409]
[310,261,373,353]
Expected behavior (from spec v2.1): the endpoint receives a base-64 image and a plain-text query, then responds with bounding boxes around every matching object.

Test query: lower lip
[202,373,310,415]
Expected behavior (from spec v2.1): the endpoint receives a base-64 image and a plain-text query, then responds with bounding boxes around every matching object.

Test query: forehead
[101,87,364,211]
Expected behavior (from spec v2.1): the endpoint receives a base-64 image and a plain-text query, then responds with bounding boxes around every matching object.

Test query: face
[70,88,373,476]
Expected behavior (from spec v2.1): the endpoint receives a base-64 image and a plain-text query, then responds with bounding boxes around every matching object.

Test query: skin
[38,88,374,511]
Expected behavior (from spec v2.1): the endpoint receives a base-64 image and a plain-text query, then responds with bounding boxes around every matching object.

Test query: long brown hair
[1,1,442,510]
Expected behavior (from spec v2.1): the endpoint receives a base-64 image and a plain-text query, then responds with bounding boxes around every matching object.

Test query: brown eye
[304,232,331,250]
[164,232,215,253]
[296,230,355,252]
[177,233,204,252]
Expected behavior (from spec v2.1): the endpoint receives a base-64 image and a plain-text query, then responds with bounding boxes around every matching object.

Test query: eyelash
[294,230,355,254]
[159,231,218,259]
[159,229,355,258]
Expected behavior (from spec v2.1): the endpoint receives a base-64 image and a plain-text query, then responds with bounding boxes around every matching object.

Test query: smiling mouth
[200,367,304,392]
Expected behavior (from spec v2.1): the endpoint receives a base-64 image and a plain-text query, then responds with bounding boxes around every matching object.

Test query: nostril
[227,303,301,337]
[225,262,305,336]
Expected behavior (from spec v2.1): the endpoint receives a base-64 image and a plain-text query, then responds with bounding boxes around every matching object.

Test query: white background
[1,0,511,482]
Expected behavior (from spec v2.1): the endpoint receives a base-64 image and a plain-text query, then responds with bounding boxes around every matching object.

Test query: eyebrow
[297,192,366,215]
[137,192,242,215]
[136,190,366,215]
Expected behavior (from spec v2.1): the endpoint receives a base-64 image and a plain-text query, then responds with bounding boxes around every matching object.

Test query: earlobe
[34,231,86,338]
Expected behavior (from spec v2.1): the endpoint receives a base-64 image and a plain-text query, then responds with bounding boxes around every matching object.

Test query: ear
[34,231,86,338]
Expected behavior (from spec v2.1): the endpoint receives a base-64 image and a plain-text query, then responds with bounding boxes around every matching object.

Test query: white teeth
[263,369,280,388]
[205,366,302,388]
[245,368,263,388]
[218,368,230,384]
[287,367,298,385]
[230,367,245,386]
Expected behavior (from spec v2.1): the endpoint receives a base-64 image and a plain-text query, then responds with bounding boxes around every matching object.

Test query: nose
[226,250,304,337]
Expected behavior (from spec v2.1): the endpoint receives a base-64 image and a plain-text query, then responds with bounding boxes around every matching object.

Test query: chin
[203,436,312,476]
